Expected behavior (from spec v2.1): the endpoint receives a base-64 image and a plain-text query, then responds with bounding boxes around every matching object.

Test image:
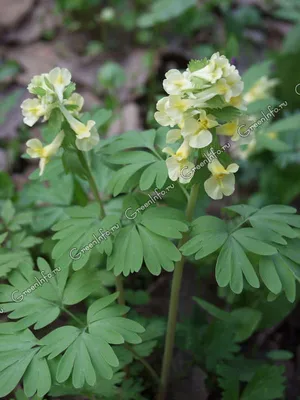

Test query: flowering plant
[0,54,299,400]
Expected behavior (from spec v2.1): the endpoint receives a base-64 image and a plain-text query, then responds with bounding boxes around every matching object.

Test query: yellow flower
[166,129,182,144]
[204,159,239,200]
[21,98,47,127]
[163,140,194,184]
[166,95,194,126]
[216,120,240,141]
[182,112,218,149]
[224,66,244,101]
[26,131,65,176]
[244,76,279,104]
[163,69,193,95]
[60,105,98,151]
[154,97,175,127]
[48,67,72,102]
[27,73,50,94]
[154,96,194,127]
[64,93,84,116]
[192,57,223,84]
[191,52,231,84]
[61,105,95,139]
[229,94,247,110]
[75,129,99,152]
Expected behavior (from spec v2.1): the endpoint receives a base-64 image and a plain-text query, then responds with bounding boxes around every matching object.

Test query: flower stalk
[157,183,200,400]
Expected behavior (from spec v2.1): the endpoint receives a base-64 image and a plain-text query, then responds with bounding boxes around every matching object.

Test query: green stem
[126,344,160,384]
[62,307,85,327]
[76,150,125,306]
[76,150,106,218]
[115,274,126,305]
[157,183,200,400]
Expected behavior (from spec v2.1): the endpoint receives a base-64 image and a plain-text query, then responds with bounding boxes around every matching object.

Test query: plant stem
[76,150,105,218]
[115,274,126,305]
[157,183,200,400]
[126,344,160,384]
[76,150,125,306]
[62,307,85,327]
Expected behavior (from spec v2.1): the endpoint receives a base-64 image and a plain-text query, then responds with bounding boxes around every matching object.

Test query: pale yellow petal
[204,176,223,200]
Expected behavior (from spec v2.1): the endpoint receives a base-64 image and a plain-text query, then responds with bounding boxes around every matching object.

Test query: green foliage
[98,62,126,90]
[181,205,300,300]
[194,298,262,342]
[11,389,43,400]
[52,203,120,270]
[102,129,169,194]
[0,292,144,396]
[242,61,273,93]
[241,365,286,400]
[217,362,286,400]
[188,58,209,72]
[108,207,188,276]
[137,0,197,27]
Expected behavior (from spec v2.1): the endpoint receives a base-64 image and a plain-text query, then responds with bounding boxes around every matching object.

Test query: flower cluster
[232,75,279,160]
[244,76,278,104]
[155,52,243,200]
[21,67,99,175]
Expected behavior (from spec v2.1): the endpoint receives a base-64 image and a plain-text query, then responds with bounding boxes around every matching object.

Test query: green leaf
[1,200,15,225]
[230,308,262,342]
[137,0,197,27]
[188,58,208,72]
[216,237,260,294]
[282,22,300,54]
[217,363,240,400]
[266,350,293,361]
[0,232,8,245]
[266,113,300,133]
[0,172,14,199]
[108,207,186,276]
[23,352,51,397]
[194,298,262,342]
[52,203,120,270]
[13,389,43,400]
[105,142,166,195]
[62,268,100,305]
[233,228,277,256]
[139,161,168,190]
[0,250,33,278]
[181,216,228,259]
[0,329,51,398]
[38,294,144,384]
[132,319,166,358]
[259,253,297,302]
[212,106,242,122]
[0,257,103,329]
[140,207,188,239]
[101,129,156,155]
[241,365,285,400]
